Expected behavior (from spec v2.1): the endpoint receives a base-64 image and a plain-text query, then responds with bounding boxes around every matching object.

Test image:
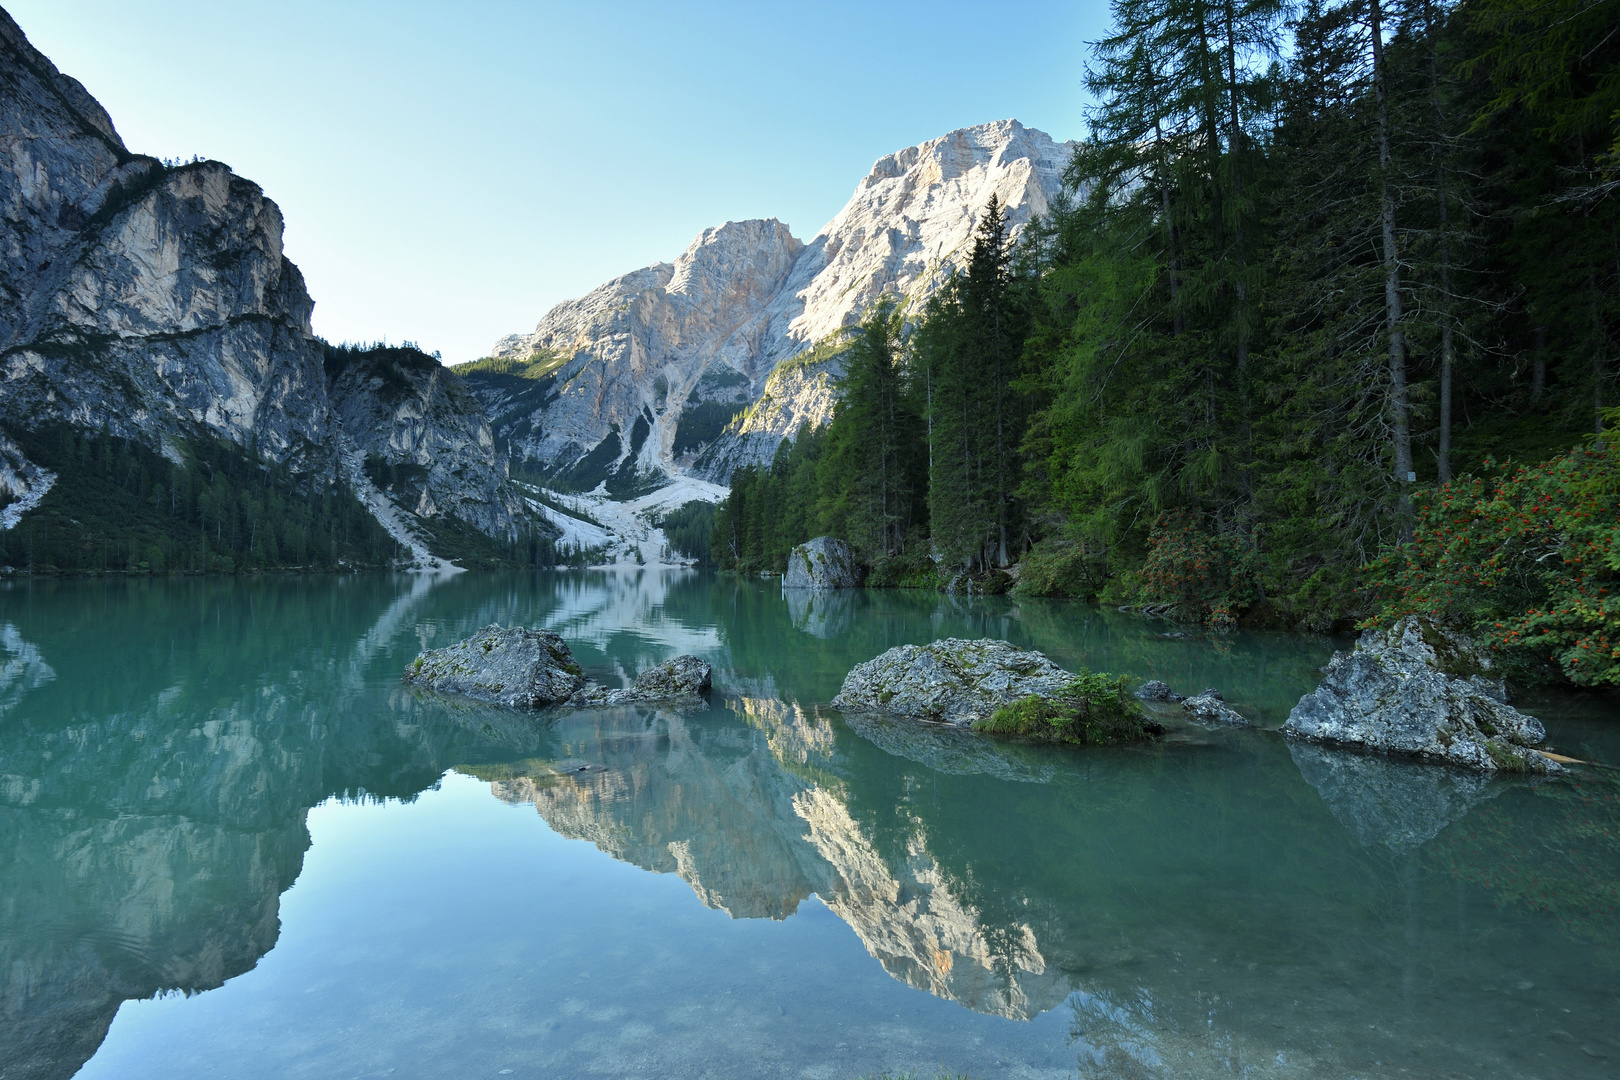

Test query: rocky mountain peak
[472,120,1076,490]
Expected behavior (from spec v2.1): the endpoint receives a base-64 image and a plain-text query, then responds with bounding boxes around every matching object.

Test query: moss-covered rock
[973,677,1163,746]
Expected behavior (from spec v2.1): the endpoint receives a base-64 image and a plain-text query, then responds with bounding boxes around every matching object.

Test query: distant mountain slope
[0,8,537,569]
[471,120,1076,488]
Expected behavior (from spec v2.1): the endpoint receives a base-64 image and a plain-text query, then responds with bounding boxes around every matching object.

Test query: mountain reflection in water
[0,571,1616,1080]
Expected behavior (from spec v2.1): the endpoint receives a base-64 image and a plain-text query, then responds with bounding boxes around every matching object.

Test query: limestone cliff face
[325,346,524,537]
[0,11,522,550]
[472,219,803,488]
[477,120,1075,486]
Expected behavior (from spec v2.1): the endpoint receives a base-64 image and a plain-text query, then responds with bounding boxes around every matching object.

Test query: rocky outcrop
[404,624,587,707]
[404,624,710,709]
[831,638,1075,725]
[0,13,527,557]
[1181,687,1251,726]
[477,121,1077,487]
[1283,617,1561,773]
[783,536,863,589]
[325,345,525,537]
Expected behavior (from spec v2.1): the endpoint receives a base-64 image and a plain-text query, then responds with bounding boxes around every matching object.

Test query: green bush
[1138,510,1262,627]
[973,673,1161,746]
[867,551,940,589]
[1012,539,1098,597]
[1367,428,1620,686]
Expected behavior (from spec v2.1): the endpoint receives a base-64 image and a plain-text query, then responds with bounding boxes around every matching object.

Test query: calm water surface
[1,571,1616,1079]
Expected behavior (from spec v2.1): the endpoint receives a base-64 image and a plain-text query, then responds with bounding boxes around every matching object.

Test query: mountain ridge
[0,8,541,571]
[469,119,1077,489]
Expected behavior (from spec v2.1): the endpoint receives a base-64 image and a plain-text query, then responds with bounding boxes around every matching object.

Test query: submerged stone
[1283,616,1561,774]
[783,536,864,589]
[403,624,586,707]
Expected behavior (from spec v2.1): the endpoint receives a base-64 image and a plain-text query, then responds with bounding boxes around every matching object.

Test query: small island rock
[405,626,711,710]
[831,638,1075,725]
[403,624,586,707]
[1181,688,1251,726]
[1283,616,1561,773]
[784,536,864,589]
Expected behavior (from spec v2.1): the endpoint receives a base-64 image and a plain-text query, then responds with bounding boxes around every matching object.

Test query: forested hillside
[713,0,1620,657]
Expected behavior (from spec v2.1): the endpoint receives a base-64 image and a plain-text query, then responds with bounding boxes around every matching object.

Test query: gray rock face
[1181,688,1250,726]
[477,121,1078,486]
[1283,617,1561,773]
[404,625,586,708]
[325,347,524,536]
[831,638,1075,726]
[783,536,863,589]
[0,14,527,557]
[404,625,710,709]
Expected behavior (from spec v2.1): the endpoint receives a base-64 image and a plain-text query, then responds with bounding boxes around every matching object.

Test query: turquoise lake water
[0,570,1616,1079]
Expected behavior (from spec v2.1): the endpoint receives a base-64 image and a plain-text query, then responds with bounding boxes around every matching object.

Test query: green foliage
[1137,511,1262,627]
[672,400,744,456]
[323,342,440,402]
[711,423,829,573]
[1367,432,1620,686]
[866,552,941,590]
[1011,539,1101,598]
[917,194,1032,571]
[0,425,403,573]
[973,673,1159,746]
[654,500,718,563]
[455,348,570,381]
[711,304,930,573]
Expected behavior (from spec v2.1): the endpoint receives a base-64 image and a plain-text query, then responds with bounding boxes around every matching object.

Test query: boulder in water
[1283,616,1561,773]
[403,624,586,707]
[405,625,710,709]
[783,536,864,589]
[1181,687,1251,726]
[831,638,1078,725]
[1135,680,1184,702]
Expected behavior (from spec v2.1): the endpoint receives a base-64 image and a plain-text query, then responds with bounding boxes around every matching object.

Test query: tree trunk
[1370,0,1414,533]
[1429,0,1456,484]
[1531,325,1547,404]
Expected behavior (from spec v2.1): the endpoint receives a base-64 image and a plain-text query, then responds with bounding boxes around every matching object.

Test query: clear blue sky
[8,1,1108,362]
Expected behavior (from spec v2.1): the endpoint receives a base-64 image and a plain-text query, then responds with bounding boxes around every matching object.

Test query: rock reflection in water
[2,573,1615,1080]
[783,586,858,639]
[486,697,1066,1018]
[0,577,549,1080]
[1288,740,1503,850]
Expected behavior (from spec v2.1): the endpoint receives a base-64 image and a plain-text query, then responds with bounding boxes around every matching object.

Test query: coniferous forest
[712,0,1620,682]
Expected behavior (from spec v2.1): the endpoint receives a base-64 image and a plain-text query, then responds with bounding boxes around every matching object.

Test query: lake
[1,570,1616,1079]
